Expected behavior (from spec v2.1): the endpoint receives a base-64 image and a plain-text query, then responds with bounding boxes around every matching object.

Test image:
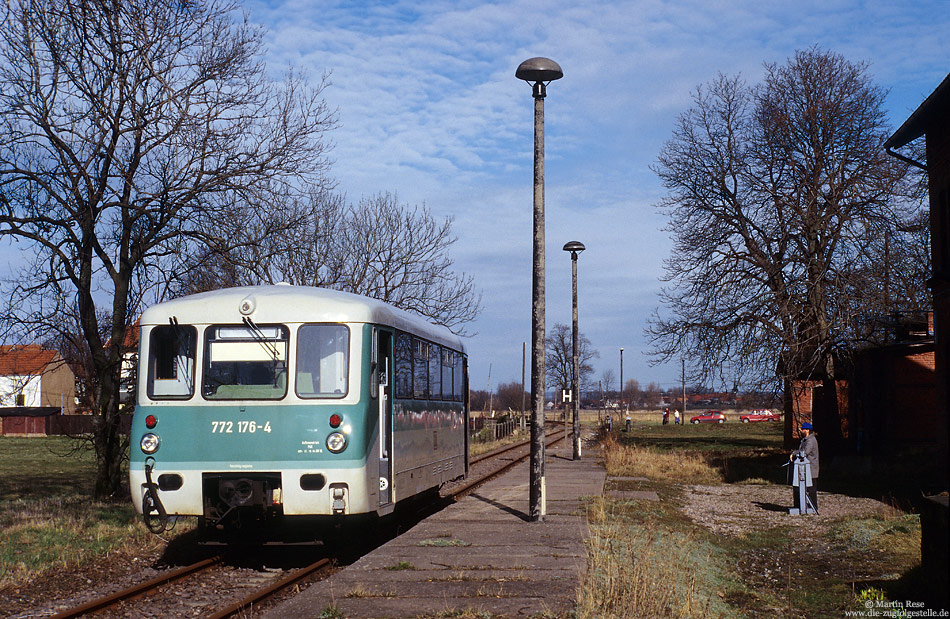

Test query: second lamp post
[563,240,585,460]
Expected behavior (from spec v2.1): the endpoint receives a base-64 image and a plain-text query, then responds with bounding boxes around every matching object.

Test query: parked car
[690,410,726,424]
[739,409,781,423]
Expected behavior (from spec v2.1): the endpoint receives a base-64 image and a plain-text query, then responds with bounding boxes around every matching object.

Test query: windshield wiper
[242,317,285,385]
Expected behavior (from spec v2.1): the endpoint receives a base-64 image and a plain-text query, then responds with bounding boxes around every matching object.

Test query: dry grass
[828,513,921,556]
[602,434,722,484]
[578,497,736,619]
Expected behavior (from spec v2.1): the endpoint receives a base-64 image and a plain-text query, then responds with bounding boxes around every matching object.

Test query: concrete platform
[264,439,606,618]
[604,475,660,502]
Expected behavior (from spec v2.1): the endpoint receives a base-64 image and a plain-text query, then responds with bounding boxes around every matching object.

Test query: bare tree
[623,378,642,408]
[494,381,528,415]
[648,48,921,449]
[169,186,347,296]
[338,193,481,333]
[600,368,616,405]
[469,389,490,413]
[172,192,481,334]
[843,208,932,344]
[0,0,336,499]
[545,323,598,399]
[643,382,663,409]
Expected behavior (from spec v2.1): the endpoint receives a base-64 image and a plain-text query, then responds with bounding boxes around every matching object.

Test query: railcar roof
[140,285,465,352]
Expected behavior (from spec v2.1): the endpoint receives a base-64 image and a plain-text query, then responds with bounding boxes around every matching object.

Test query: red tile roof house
[0,344,77,436]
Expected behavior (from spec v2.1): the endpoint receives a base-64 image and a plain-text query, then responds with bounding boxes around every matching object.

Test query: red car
[690,410,726,424]
[739,409,781,423]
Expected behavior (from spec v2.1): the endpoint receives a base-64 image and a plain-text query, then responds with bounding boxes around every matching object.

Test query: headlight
[326,432,347,453]
[140,433,161,454]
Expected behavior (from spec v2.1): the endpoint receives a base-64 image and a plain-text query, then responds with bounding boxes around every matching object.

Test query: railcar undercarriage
[201,472,284,532]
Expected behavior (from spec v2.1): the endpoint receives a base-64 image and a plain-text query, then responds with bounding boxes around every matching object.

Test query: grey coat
[799,433,819,479]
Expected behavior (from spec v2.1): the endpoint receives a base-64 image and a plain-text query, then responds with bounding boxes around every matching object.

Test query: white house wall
[0,375,41,406]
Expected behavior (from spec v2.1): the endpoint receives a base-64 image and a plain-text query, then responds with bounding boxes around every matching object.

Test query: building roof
[0,406,60,417]
[104,319,140,351]
[885,72,950,149]
[0,345,59,376]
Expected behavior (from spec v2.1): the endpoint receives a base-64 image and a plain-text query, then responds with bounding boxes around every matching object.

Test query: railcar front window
[202,324,289,400]
[147,324,197,399]
[296,324,349,398]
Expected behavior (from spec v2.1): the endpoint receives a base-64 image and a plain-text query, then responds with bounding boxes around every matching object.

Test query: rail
[50,424,568,618]
[49,556,222,619]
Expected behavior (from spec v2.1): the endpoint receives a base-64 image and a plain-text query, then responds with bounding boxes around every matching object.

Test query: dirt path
[682,483,893,538]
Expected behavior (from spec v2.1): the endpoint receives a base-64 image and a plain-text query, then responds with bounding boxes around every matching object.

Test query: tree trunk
[93,366,125,500]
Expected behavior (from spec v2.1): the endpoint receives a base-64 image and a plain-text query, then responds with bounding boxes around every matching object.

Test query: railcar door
[375,328,394,508]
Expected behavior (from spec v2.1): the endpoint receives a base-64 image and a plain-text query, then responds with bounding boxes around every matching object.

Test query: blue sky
[3,1,946,396]
[243,0,948,394]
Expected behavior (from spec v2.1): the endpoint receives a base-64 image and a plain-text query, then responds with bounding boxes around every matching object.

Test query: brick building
[884,72,949,486]
[885,72,949,590]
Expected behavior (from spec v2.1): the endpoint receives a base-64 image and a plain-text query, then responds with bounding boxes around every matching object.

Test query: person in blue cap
[793,421,819,511]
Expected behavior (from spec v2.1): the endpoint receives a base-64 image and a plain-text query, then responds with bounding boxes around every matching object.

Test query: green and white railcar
[129,285,468,536]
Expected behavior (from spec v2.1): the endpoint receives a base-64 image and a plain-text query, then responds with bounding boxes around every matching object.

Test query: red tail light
[145,415,157,429]
[329,414,342,428]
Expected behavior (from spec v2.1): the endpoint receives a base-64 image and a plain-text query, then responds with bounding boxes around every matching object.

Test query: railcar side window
[441,349,454,402]
[454,353,465,401]
[395,332,412,399]
[202,324,289,400]
[429,344,442,400]
[296,324,349,398]
[147,325,197,399]
[413,339,429,399]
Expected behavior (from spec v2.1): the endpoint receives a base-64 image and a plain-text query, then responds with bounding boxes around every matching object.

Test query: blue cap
[801,422,813,430]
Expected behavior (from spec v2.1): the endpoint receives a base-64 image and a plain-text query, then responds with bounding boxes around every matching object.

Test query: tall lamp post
[563,241,585,460]
[516,56,562,522]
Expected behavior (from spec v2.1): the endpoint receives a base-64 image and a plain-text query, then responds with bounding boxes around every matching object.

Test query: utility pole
[682,358,687,420]
[619,347,624,412]
[486,363,492,415]
[521,342,526,427]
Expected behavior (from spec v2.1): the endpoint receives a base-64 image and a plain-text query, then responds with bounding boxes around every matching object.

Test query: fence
[469,417,520,443]
[0,412,132,436]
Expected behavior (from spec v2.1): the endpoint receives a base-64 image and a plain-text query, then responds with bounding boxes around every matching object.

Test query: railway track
[470,427,557,465]
[45,426,569,619]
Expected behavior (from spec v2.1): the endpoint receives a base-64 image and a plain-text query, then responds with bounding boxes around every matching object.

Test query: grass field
[0,436,164,589]
[0,422,936,617]
[577,420,933,618]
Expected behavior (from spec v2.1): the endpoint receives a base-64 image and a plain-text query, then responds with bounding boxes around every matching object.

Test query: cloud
[242,0,950,391]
